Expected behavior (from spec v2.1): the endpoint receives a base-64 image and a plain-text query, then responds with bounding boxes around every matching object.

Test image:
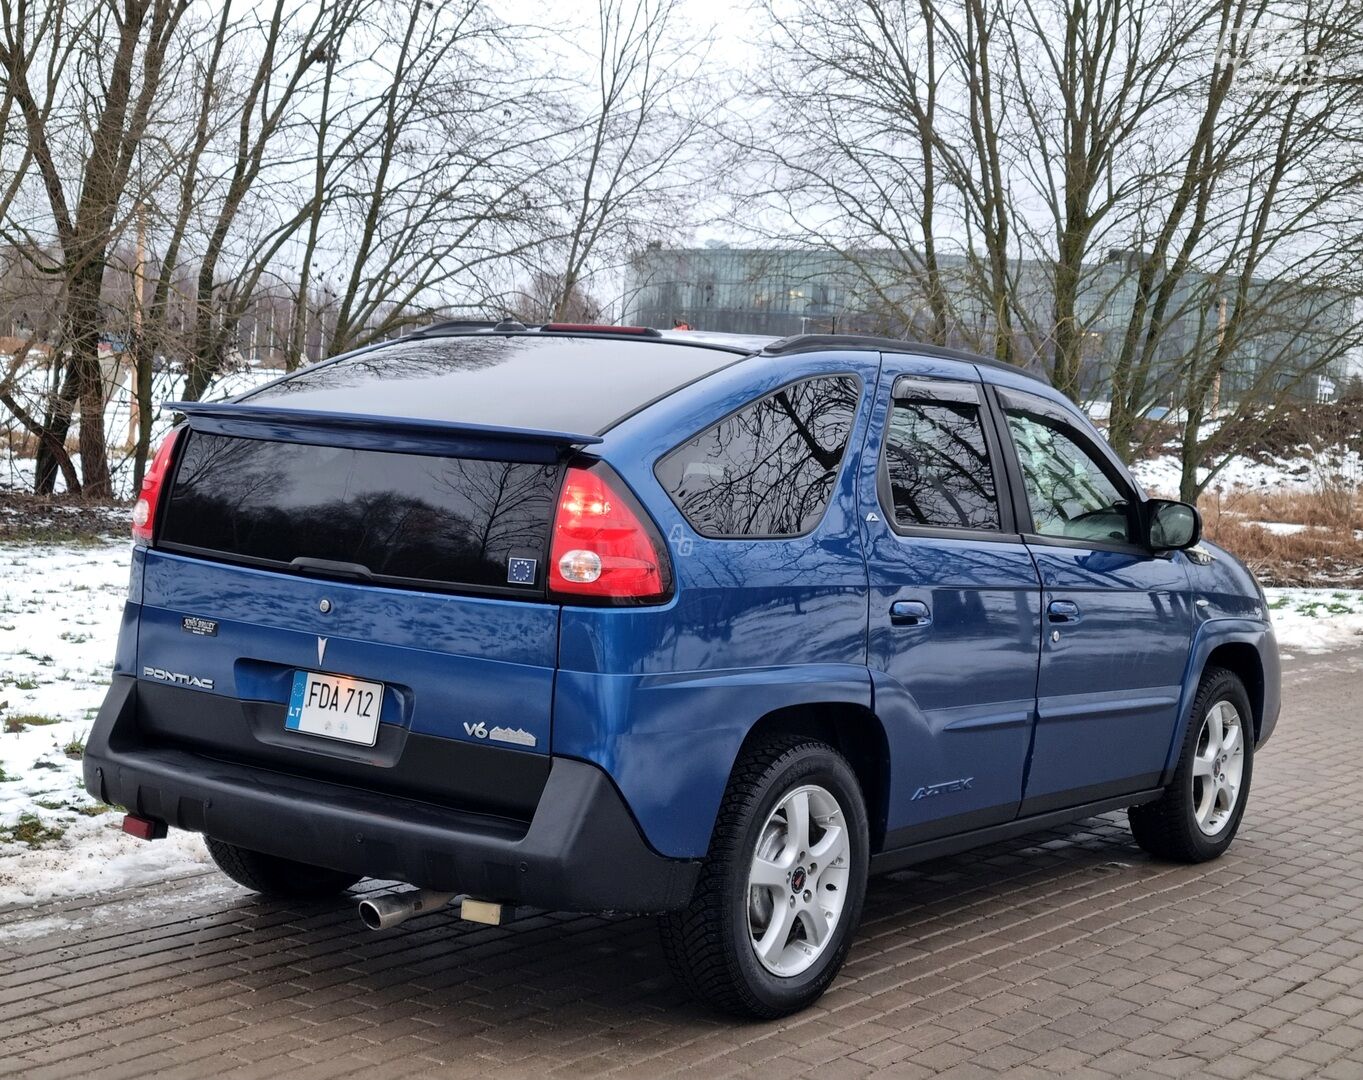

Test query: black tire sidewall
[722,746,869,1014]
[1175,670,1256,859]
[206,837,359,898]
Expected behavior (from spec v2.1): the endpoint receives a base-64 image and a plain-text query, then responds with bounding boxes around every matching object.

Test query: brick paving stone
[2,650,1362,1077]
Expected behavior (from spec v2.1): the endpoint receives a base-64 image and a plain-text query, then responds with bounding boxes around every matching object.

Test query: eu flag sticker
[507,557,538,585]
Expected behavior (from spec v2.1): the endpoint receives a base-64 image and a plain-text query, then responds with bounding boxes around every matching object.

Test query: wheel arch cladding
[736,702,890,854]
[1203,642,1264,742]
[552,665,874,859]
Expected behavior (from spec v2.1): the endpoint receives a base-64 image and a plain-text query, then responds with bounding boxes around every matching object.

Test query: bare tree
[745,0,1363,502]
[533,0,713,322]
[0,0,190,495]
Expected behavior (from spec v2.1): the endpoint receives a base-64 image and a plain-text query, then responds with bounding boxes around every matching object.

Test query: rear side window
[884,395,1001,532]
[655,375,859,538]
[160,432,560,594]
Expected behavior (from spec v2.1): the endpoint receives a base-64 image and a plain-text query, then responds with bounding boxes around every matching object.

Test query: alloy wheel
[746,784,851,977]
[1193,699,1245,837]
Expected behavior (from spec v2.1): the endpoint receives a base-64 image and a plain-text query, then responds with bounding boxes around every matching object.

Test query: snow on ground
[1132,451,1319,495]
[1266,589,1363,656]
[1250,521,1310,536]
[0,542,212,907]
[0,539,1360,910]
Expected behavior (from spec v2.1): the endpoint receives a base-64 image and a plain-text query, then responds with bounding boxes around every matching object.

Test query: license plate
[285,670,384,746]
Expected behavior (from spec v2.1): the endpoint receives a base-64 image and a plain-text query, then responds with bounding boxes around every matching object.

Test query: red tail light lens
[549,465,671,603]
[131,427,183,544]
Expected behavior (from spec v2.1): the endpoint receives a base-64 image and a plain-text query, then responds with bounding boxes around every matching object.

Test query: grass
[0,492,128,545]
[0,764,13,782]
[1202,518,1363,588]
[34,798,108,816]
[1195,488,1363,588]
[3,714,61,734]
[0,812,65,849]
[1207,488,1362,530]
[63,732,86,759]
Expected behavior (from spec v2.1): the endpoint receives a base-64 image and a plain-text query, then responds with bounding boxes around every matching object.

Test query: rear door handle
[890,600,932,627]
[1047,600,1081,623]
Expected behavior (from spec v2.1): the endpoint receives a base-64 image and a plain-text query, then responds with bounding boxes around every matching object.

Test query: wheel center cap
[790,867,807,893]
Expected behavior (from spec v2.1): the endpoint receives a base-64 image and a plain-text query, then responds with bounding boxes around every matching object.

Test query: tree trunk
[65,260,113,496]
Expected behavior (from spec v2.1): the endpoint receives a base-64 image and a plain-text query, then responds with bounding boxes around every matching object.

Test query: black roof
[244,333,743,436]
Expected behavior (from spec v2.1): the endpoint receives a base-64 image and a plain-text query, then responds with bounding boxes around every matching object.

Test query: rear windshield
[160,431,559,595]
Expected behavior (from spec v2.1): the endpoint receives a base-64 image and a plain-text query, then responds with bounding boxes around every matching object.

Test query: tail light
[131,427,184,544]
[549,464,671,603]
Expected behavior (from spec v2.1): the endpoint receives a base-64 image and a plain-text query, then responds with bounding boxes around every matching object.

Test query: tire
[1129,666,1254,863]
[205,836,360,899]
[659,737,869,1019]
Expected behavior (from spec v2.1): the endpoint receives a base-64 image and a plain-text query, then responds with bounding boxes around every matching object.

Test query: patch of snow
[1249,521,1309,535]
[0,541,208,909]
[1132,453,1317,496]
[1266,588,1363,653]
[0,818,210,907]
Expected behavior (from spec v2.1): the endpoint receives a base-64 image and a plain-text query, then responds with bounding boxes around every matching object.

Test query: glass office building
[626,244,1355,404]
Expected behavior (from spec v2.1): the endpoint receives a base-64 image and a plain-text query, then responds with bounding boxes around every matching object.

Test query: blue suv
[86,324,1280,1018]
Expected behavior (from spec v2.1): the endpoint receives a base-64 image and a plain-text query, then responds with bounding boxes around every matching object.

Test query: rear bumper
[84,676,699,913]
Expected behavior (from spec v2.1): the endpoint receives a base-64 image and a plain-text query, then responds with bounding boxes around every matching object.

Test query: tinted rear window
[160,432,559,594]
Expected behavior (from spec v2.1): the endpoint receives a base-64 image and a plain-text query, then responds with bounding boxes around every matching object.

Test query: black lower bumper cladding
[84,676,699,913]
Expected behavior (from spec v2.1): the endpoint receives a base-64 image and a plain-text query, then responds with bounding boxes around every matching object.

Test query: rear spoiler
[164,401,602,463]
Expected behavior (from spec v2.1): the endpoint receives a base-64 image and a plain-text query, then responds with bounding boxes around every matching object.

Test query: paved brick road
[3,649,1363,1079]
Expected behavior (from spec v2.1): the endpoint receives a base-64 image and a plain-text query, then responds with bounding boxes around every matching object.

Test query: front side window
[655,375,860,537]
[883,398,1001,531]
[1003,403,1132,544]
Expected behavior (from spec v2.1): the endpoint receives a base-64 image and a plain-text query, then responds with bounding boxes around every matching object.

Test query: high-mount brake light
[549,465,670,602]
[131,427,184,544]
[540,322,660,337]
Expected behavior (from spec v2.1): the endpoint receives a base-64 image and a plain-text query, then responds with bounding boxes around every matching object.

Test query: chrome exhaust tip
[357,889,456,931]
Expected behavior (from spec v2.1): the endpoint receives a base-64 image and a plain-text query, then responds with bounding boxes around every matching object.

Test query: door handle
[1047,600,1081,623]
[890,600,932,626]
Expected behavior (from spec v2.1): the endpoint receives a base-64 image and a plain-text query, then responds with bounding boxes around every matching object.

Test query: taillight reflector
[549,466,670,602]
[121,814,167,841]
[131,428,183,544]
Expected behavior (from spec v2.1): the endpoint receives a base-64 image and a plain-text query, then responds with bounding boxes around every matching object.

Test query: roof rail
[413,320,666,340]
[410,319,501,336]
[762,333,1050,385]
[539,322,663,338]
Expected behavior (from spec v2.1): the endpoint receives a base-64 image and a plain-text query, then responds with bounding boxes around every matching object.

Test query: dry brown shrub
[1201,488,1361,531]
[1203,517,1363,587]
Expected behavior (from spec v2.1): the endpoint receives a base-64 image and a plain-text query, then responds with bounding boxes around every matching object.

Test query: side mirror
[1147,499,1202,552]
